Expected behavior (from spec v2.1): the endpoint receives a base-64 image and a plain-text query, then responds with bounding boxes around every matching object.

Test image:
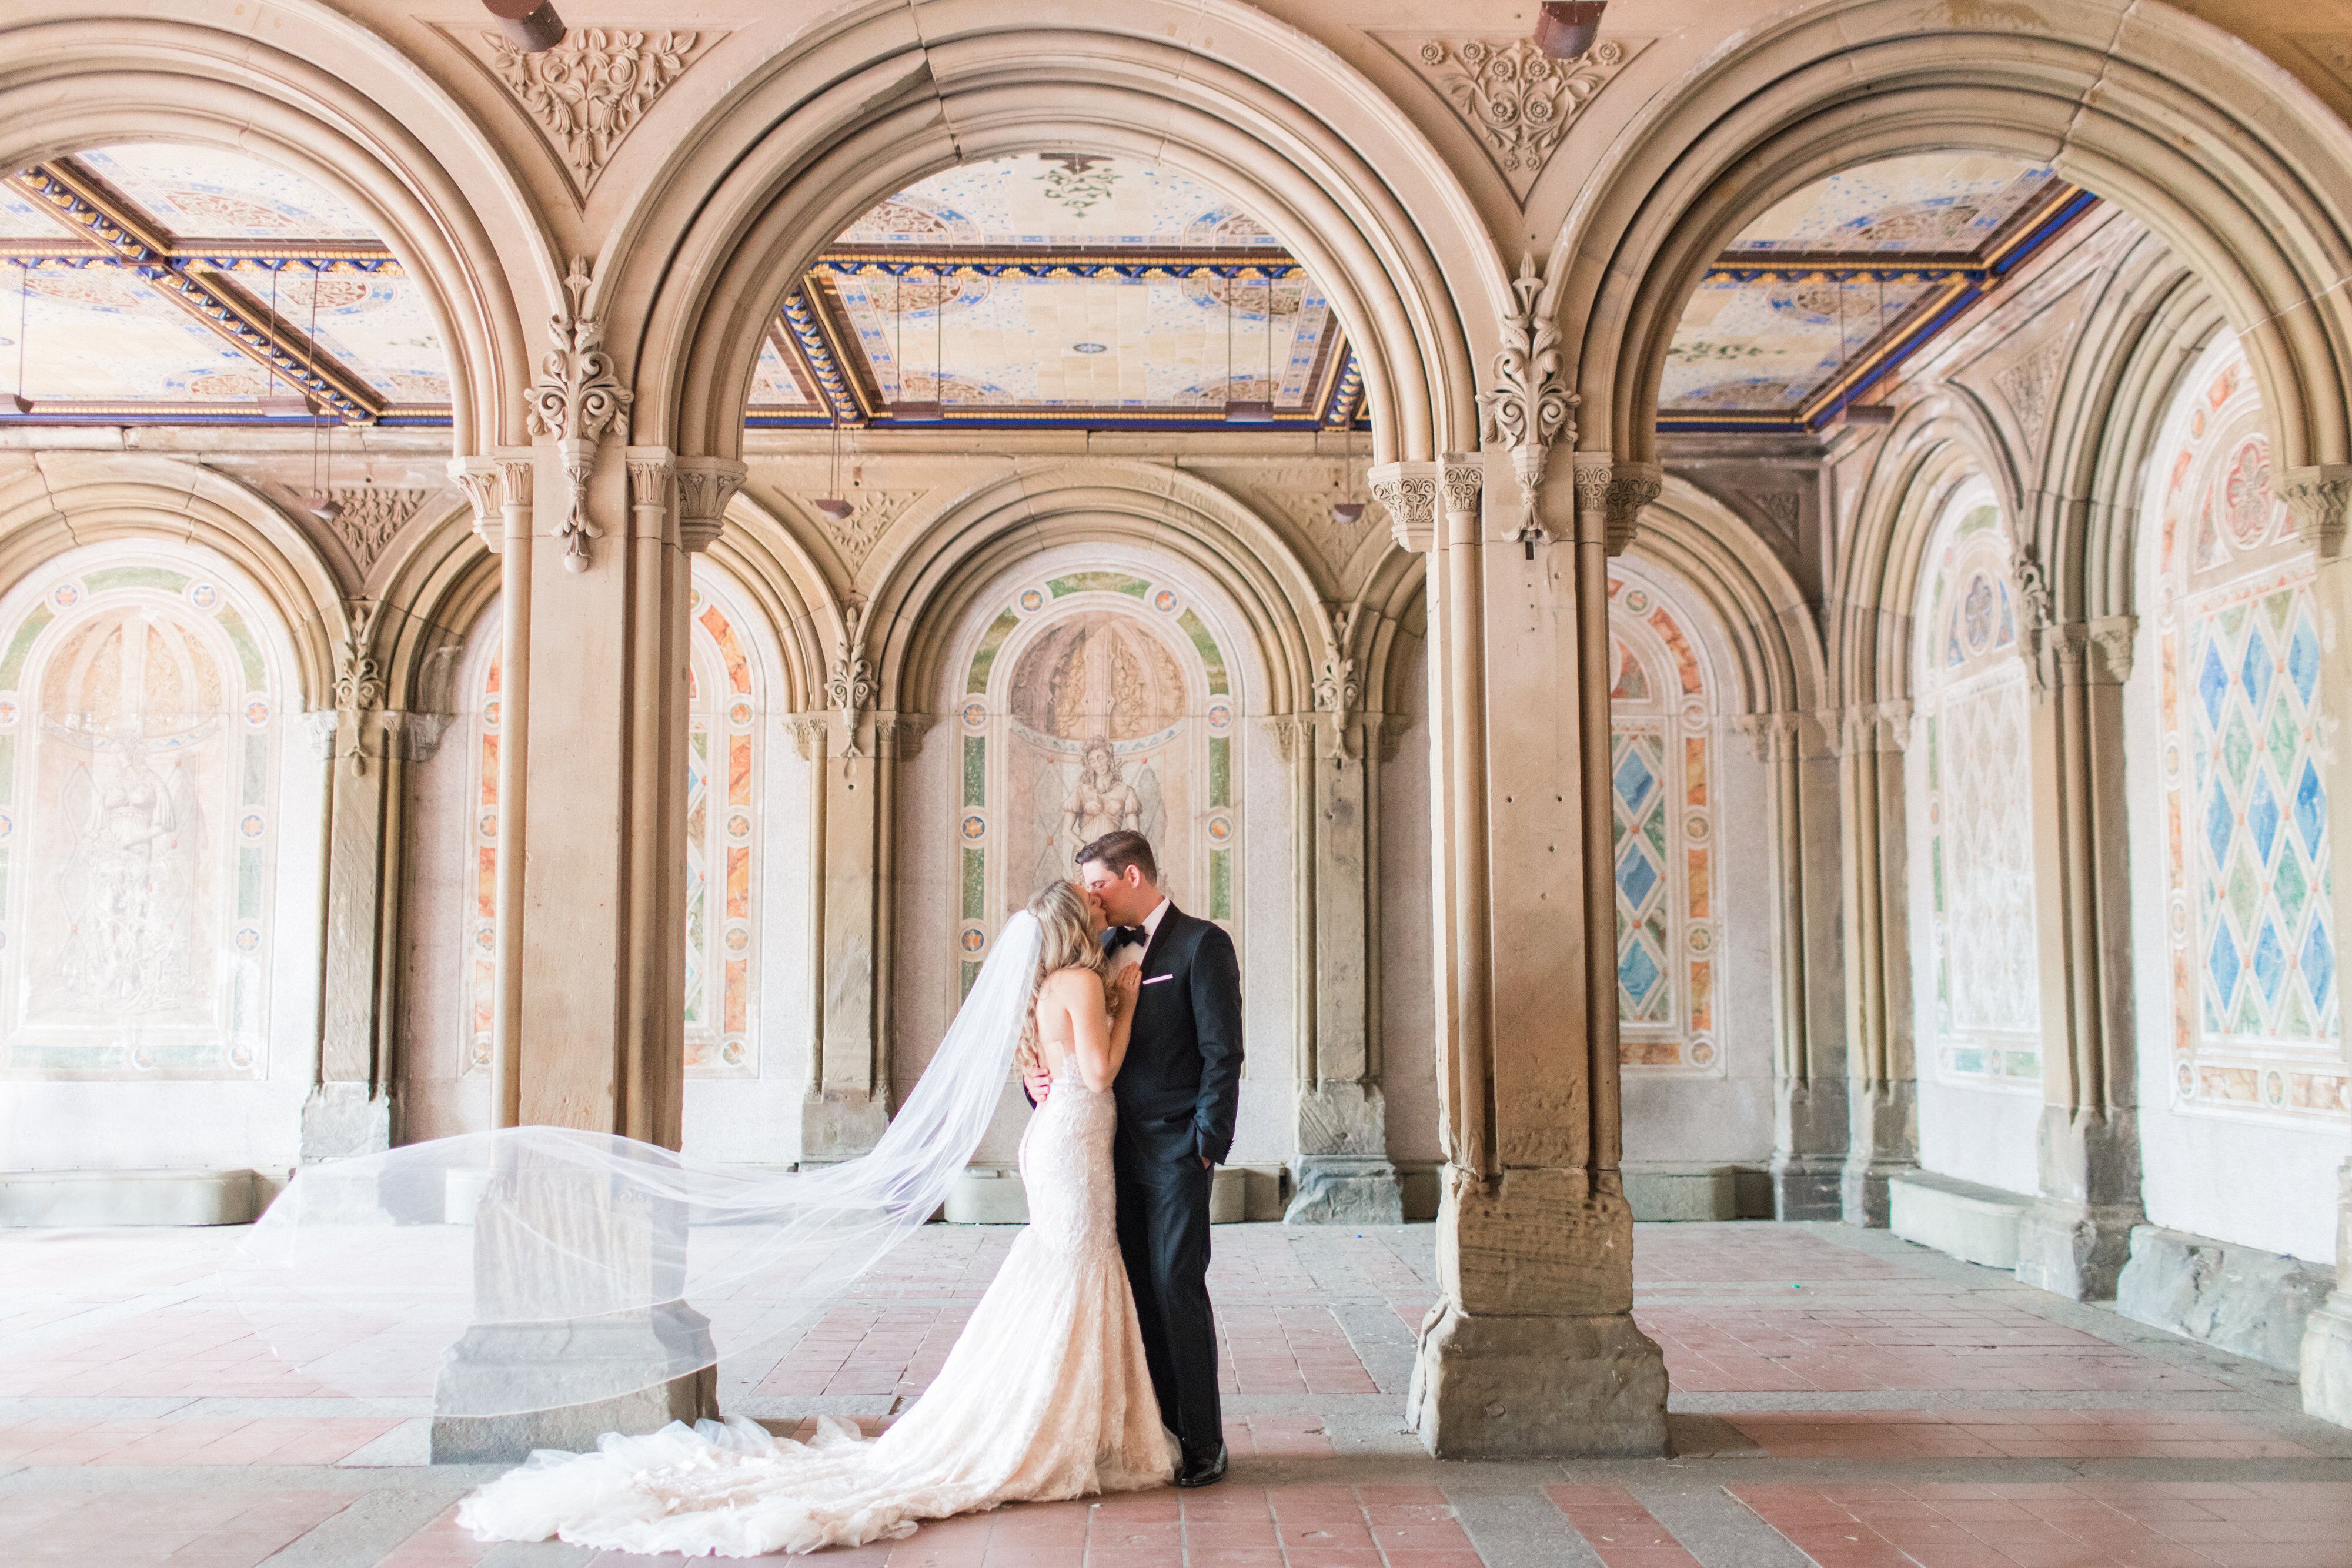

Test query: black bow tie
[1108,925,1145,950]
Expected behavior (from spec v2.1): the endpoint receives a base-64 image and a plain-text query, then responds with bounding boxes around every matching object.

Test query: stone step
[1889,1169,2030,1269]
[0,1168,279,1228]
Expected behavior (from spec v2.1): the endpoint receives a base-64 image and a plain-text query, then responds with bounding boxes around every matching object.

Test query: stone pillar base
[1770,1154,1845,1220]
[1840,1158,1910,1228]
[2302,1292,2352,1428]
[801,1092,890,1162]
[1406,1302,1667,1458]
[2014,1197,2137,1300]
[1285,1156,1402,1224]
[299,1084,394,1161]
[429,1305,719,1463]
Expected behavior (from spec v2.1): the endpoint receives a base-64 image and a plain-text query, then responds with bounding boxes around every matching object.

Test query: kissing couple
[457,828,1246,1557]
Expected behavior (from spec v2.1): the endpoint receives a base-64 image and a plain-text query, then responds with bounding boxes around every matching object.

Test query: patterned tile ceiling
[760,153,1363,430]
[0,143,450,424]
[1662,153,2094,430]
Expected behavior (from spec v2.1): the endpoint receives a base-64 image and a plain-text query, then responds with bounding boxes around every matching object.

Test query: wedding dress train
[455,1056,1178,1557]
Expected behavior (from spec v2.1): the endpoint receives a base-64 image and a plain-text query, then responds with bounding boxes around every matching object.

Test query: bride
[454,880,1179,1557]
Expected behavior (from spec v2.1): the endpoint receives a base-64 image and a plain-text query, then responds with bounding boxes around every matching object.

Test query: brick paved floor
[1,1221,2346,1566]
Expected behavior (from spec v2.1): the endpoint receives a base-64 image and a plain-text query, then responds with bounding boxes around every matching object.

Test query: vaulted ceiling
[753,153,1365,430]
[1660,153,2096,432]
[0,143,450,424]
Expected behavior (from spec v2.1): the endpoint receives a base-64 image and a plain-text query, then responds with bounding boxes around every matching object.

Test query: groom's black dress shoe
[1176,1443,1227,1489]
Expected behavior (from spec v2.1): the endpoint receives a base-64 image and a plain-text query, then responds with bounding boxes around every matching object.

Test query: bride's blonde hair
[1016,880,1109,1075]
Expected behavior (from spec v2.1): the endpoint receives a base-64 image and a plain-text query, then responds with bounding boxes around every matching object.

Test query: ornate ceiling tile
[463,28,720,200]
[1381,35,1651,205]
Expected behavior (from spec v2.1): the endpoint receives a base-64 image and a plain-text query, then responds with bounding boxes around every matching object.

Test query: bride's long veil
[228,911,1047,1417]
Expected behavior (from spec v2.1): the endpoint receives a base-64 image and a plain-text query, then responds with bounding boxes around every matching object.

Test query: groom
[1025,829,1242,1488]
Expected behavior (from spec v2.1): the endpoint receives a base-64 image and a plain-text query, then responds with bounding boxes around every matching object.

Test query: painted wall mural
[1917,502,2044,1091]
[0,544,285,1078]
[463,571,767,1078]
[1607,569,1723,1075]
[2154,344,2344,1120]
[955,571,1237,998]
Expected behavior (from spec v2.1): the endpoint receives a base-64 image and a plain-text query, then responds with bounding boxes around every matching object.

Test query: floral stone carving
[478,29,715,197]
[1389,35,1649,202]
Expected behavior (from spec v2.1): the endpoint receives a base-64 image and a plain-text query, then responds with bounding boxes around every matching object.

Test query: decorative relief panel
[1917,502,2043,1091]
[953,570,1239,999]
[804,489,924,575]
[2153,342,2343,1120]
[463,567,768,1078]
[0,544,287,1079]
[1993,340,2065,462]
[1606,567,1723,1075]
[323,486,432,574]
[1384,35,1650,203]
[466,28,717,198]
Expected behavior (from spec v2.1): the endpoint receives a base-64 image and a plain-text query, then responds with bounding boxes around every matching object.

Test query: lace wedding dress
[454,1054,1178,1557]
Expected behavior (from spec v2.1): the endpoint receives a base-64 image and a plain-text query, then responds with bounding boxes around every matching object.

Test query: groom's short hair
[1077,830,1157,886]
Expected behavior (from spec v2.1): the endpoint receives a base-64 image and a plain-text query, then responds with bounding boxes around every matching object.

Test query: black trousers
[1112,1131,1221,1457]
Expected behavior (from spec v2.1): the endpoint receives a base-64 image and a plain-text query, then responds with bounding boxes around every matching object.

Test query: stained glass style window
[2155,340,2344,1119]
[0,543,286,1078]
[1607,568,1723,1075]
[464,569,767,1078]
[1917,500,2043,1089]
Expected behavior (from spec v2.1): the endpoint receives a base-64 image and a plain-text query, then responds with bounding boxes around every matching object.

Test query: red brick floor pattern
[555,1484,1485,1568]
[1725,1409,2319,1461]
[0,1483,356,1568]
[1546,1485,1705,1567]
[1731,1481,2352,1568]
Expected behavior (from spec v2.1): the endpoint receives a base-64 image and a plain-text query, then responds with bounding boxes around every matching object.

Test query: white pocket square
[1141,974,1175,985]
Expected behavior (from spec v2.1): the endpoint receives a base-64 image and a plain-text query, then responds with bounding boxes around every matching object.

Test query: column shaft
[1837,704,1917,1226]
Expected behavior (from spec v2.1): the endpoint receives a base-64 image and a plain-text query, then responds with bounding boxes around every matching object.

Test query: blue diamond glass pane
[2203,783,2236,868]
[2294,759,2327,858]
[1616,843,1660,910]
[1618,940,1662,1005]
[2252,917,2287,1007]
[2239,626,2273,715]
[2301,915,2336,1013]
[2289,616,2323,707]
[2196,638,2231,728]
[2247,772,2282,865]
[2207,920,2241,1009]
[1613,748,1656,814]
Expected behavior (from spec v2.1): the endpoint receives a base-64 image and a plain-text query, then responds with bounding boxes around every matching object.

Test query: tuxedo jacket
[1108,905,1245,1167]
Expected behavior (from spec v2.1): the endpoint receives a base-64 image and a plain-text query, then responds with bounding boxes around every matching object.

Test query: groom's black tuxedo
[1106,902,1241,1460]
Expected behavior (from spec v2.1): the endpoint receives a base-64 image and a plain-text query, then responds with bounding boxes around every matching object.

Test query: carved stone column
[2281,464,2352,1426]
[1836,701,1918,1226]
[2013,606,2144,1299]
[302,597,447,1158]
[432,267,715,1463]
[1281,600,1404,1221]
[1386,434,1667,1458]
[794,600,927,1161]
[1736,710,1849,1218]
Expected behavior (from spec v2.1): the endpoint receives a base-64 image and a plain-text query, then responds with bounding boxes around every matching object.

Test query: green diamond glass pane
[2266,698,2301,783]
[2276,846,2310,925]
[2226,847,2261,931]
[2221,708,2255,786]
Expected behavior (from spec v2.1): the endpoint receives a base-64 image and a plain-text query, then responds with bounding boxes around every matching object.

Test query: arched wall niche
[901,534,1295,1175]
[1626,477,1826,721]
[2123,329,2344,1264]
[1551,0,2352,500]
[1905,479,2046,1195]
[597,0,1505,466]
[0,530,327,1172]
[400,557,813,1156]
[0,5,555,453]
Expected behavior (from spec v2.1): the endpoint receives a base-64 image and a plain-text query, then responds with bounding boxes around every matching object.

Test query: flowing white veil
[228,911,1047,1417]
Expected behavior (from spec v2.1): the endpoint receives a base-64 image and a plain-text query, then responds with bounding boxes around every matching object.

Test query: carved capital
[1833,701,1912,756]
[2089,614,2137,684]
[1571,450,1614,517]
[298,708,339,761]
[624,445,674,540]
[1368,461,1439,553]
[1261,713,1311,764]
[2280,464,2352,559]
[787,714,830,761]
[825,650,877,758]
[871,711,934,761]
[334,601,383,714]
[449,451,533,553]
[1605,462,1663,557]
[1439,454,1484,520]
[1734,709,1804,764]
[675,456,749,555]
